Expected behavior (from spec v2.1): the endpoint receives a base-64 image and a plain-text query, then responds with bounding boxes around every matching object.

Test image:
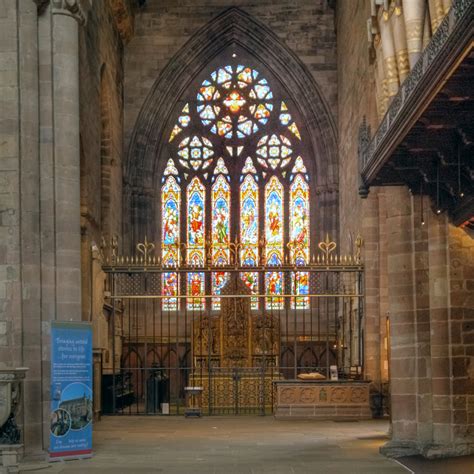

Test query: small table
[184,386,203,417]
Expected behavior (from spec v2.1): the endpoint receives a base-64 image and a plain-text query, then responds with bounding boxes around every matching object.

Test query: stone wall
[336,0,387,396]
[79,0,126,332]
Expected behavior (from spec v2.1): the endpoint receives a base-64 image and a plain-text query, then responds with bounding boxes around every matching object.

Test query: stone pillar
[50,0,87,321]
[36,0,89,452]
[412,194,433,448]
[18,0,42,455]
[426,212,453,456]
[380,186,420,457]
[362,192,381,391]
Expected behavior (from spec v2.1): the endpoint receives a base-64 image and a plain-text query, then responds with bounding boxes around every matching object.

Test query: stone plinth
[0,445,22,474]
[273,380,371,420]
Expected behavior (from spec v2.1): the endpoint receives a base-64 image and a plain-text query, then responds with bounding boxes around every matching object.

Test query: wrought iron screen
[100,236,364,416]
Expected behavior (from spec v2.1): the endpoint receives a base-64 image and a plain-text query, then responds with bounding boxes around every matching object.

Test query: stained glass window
[161,175,180,310]
[265,176,284,309]
[161,57,312,312]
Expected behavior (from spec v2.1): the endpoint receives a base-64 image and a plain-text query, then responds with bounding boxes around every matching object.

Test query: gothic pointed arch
[124,7,338,247]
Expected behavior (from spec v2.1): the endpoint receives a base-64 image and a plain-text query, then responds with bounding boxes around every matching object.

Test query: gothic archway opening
[103,9,364,417]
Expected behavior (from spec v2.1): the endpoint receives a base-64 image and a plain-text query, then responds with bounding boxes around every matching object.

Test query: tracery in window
[160,56,313,312]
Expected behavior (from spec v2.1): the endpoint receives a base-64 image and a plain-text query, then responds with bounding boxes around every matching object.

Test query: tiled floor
[22,417,407,473]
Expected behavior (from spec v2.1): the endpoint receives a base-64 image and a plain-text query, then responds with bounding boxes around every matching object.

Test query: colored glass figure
[240,172,259,309]
[197,65,273,139]
[290,175,309,259]
[212,271,229,310]
[161,176,181,310]
[290,174,310,308]
[292,271,309,309]
[212,174,231,309]
[162,272,178,311]
[265,176,284,257]
[212,175,230,260]
[187,272,205,311]
[265,271,284,310]
[187,178,205,310]
[265,176,284,309]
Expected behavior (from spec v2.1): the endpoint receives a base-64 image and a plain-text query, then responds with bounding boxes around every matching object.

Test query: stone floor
[22,417,408,473]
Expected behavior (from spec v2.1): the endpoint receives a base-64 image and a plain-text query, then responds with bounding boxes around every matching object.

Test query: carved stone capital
[33,0,50,15]
[51,0,91,25]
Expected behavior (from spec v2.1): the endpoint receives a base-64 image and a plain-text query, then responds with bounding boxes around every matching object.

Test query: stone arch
[124,7,338,248]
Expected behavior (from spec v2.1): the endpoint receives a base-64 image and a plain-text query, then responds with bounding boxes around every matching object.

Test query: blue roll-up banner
[50,321,93,461]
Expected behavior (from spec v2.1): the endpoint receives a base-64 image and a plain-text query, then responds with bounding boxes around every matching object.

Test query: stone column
[411,194,433,448]
[362,192,381,389]
[426,212,453,456]
[380,186,419,457]
[50,0,87,321]
[18,0,42,455]
[36,0,89,452]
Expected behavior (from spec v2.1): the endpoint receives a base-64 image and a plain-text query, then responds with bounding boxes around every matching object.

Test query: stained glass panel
[161,176,180,310]
[187,177,205,310]
[240,172,259,309]
[256,134,292,169]
[265,176,284,309]
[290,174,310,309]
[212,175,230,310]
[212,271,229,310]
[187,272,205,311]
[279,101,301,140]
[169,103,191,142]
[178,135,214,171]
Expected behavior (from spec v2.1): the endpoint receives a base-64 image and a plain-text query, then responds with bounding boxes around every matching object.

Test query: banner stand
[49,321,93,461]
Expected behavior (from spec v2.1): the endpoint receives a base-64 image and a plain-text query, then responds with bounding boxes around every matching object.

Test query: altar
[189,275,282,414]
[273,379,371,420]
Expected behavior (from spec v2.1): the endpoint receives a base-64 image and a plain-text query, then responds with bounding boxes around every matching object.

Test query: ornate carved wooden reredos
[192,274,280,369]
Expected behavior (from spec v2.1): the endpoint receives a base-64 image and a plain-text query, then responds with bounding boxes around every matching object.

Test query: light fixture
[457,139,463,198]
[436,160,441,215]
[420,181,425,226]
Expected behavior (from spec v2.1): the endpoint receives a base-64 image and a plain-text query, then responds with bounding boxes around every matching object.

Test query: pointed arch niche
[124,8,338,250]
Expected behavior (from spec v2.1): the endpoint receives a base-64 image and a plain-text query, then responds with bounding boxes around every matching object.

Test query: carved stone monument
[0,368,28,474]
